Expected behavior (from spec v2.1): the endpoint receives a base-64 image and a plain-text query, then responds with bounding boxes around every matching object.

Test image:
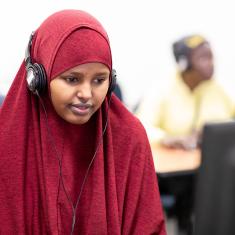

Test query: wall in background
[1,0,235,110]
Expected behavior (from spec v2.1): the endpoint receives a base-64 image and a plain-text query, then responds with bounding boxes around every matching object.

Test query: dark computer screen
[194,121,235,235]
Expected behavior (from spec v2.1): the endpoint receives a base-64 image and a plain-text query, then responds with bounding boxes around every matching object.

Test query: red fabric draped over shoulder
[0,10,166,235]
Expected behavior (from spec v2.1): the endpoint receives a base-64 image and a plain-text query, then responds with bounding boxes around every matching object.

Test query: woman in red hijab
[0,10,166,234]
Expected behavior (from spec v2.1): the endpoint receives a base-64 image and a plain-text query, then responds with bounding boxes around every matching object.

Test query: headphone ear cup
[178,56,189,72]
[108,69,117,95]
[34,63,47,93]
[26,63,47,94]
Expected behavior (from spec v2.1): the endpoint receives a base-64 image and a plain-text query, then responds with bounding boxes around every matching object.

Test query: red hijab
[0,10,166,234]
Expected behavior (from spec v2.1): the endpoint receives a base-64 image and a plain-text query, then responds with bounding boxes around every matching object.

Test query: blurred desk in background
[152,144,201,175]
[152,144,201,235]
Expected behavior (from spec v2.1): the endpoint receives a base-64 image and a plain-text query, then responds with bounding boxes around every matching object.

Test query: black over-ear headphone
[25,31,117,96]
[25,32,47,95]
[108,69,117,95]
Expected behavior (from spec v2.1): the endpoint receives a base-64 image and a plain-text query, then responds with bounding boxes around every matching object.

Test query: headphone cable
[37,91,112,235]
[36,92,76,228]
[70,94,112,234]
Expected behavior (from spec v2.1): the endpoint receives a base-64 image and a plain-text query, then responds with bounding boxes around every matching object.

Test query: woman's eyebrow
[93,72,109,76]
[62,71,109,76]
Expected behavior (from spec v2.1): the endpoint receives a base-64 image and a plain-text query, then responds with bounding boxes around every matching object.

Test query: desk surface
[152,144,201,174]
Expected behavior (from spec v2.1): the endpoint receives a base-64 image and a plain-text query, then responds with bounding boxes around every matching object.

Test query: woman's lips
[69,103,92,116]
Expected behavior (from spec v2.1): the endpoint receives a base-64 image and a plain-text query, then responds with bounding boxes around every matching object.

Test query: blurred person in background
[136,34,235,150]
[135,34,235,235]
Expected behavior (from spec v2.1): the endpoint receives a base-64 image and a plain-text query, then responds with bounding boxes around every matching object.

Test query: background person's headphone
[172,34,207,72]
[172,39,192,72]
[25,31,116,96]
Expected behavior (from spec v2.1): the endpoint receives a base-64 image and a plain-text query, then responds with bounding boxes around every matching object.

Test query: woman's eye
[64,77,79,83]
[94,77,107,84]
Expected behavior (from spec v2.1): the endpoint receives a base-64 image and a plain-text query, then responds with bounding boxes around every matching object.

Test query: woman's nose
[76,84,92,100]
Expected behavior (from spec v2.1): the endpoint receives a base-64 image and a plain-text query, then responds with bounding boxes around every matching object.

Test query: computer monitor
[194,121,235,235]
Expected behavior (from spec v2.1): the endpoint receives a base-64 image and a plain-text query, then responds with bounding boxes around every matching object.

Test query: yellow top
[136,74,235,143]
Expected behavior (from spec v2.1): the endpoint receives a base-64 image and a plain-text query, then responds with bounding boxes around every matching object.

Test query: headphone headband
[25,31,35,66]
[25,32,116,95]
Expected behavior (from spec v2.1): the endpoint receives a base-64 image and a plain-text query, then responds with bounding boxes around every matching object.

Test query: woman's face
[190,43,214,80]
[50,62,110,125]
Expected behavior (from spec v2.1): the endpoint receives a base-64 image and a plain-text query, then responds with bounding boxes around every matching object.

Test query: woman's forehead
[191,43,212,57]
[60,63,110,75]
